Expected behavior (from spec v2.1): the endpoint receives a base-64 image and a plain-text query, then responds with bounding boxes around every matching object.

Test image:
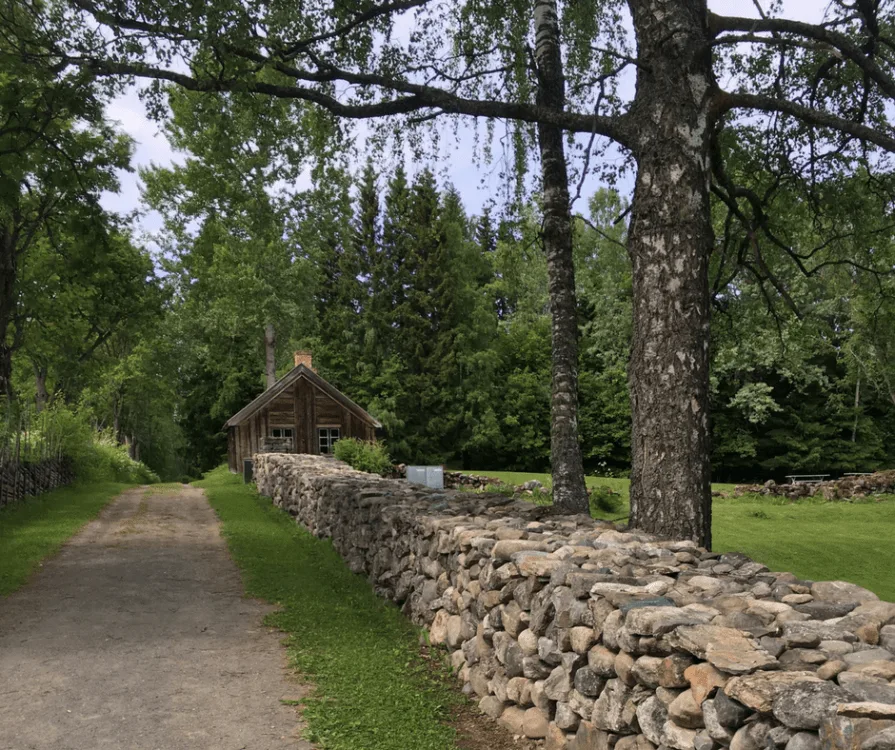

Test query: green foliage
[331,436,360,465]
[0,9,181,480]
[333,438,393,477]
[195,468,459,750]
[483,483,515,498]
[14,151,889,485]
[0,481,128,596]
[589,485,624,517]
[0,5,136,400]
[131,91,895,482]
[4,63,885,487]
[84,438,161,484]
[138,85,319,475]
[529,488,553,506]
[24,404,160,484]
[4,0,894,532]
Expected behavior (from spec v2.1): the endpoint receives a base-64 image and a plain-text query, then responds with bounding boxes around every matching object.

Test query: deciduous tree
[49,0,895,541]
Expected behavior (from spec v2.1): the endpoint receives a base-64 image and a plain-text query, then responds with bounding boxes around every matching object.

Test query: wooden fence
[0,456,74,509]
[0,408,74,509]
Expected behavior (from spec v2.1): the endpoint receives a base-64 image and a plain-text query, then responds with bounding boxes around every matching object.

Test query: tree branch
[572,214,627,251]
[718,90,895,152]
[280,0,432,58]
[711,12,895,102]
[67,56,633,145]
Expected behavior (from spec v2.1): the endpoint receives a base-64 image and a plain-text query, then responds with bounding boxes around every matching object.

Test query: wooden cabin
[224,351,381,472]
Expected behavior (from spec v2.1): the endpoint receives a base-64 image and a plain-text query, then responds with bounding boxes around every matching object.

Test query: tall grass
[1,402,158,484]
[196,468,459,750]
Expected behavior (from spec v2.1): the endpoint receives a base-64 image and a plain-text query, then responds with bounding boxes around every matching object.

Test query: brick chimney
[294,350,315,372]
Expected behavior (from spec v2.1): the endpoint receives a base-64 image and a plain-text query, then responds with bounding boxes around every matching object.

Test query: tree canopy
[1,0,894,543]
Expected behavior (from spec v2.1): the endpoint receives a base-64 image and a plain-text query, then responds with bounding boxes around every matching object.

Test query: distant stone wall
[253,453,895,750]
[444,471,502,491]
[734,473,895,502]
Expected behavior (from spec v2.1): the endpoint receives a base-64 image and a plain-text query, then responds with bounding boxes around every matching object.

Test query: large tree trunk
[264,323,277,389]
[626,0,715,546]
[534,0,589,514]
[0,229,16,403]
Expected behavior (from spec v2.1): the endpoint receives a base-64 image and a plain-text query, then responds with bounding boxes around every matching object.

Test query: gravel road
[0,486,310,750]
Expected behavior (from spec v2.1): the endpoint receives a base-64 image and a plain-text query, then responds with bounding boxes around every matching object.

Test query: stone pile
[253,453,895,750]
[734,473,895,502]
[445,471,504,491]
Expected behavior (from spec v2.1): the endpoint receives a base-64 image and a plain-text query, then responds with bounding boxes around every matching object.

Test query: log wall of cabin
[232,376,376,464]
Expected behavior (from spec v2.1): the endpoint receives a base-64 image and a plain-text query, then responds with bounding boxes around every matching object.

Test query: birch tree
[43,0,895,543]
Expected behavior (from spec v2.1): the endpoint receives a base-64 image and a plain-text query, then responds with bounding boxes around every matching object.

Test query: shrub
[333,438,393,476]
[589,485,623,516]
[484,483,515,497]
[332,436,361,467]
[88,437,160,484]
[24,403,159,484]
[529,488,553,506]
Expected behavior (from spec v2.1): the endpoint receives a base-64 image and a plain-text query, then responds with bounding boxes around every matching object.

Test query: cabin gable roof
[223,365,382,429]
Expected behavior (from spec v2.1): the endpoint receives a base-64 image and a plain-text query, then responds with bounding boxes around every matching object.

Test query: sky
[99,0,827,244]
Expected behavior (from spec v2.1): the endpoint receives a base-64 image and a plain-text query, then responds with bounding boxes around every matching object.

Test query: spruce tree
[361,166,415,460]
[350,162,380,402]
[395,169,442,461]
[423,186,468,460]
[311,175,361,388]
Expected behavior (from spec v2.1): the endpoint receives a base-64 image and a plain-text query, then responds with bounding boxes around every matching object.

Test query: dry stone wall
[253,454,895,750]
[733,473,895,502]
[444,471,503,491]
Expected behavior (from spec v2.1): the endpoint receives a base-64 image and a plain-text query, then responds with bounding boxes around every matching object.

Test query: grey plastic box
[406,465,444,490]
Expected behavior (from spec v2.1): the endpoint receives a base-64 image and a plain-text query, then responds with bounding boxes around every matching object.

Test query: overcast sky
[99,0,825,243]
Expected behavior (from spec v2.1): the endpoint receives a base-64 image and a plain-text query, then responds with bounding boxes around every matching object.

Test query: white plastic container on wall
[406,466,444,490]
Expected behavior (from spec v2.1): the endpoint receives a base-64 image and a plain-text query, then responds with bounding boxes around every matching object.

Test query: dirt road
[0,486,309,750]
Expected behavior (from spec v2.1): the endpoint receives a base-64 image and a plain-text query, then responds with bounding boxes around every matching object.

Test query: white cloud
[100,86,184,236]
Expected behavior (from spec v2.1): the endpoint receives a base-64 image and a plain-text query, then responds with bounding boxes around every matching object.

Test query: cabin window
[318,428,340,454]
[270,428,294,439]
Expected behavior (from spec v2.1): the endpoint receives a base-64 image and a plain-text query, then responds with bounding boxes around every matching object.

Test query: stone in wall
[253,453,895,750]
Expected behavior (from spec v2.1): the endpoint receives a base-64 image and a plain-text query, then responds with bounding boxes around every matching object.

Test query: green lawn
[472,469,635,496]
[0,481,129,596]
[468,469,739,497]
[469,469,895,602]
[195,467,459,750]
[713,498,895,601]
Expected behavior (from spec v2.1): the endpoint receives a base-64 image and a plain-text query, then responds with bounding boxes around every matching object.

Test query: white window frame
[318,427,340,454]
[270,427,294,439]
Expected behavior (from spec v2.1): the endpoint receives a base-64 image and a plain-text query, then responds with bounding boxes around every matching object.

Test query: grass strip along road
[197,465,894,750]
[195,467,459,750]
[0,482,129,596]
